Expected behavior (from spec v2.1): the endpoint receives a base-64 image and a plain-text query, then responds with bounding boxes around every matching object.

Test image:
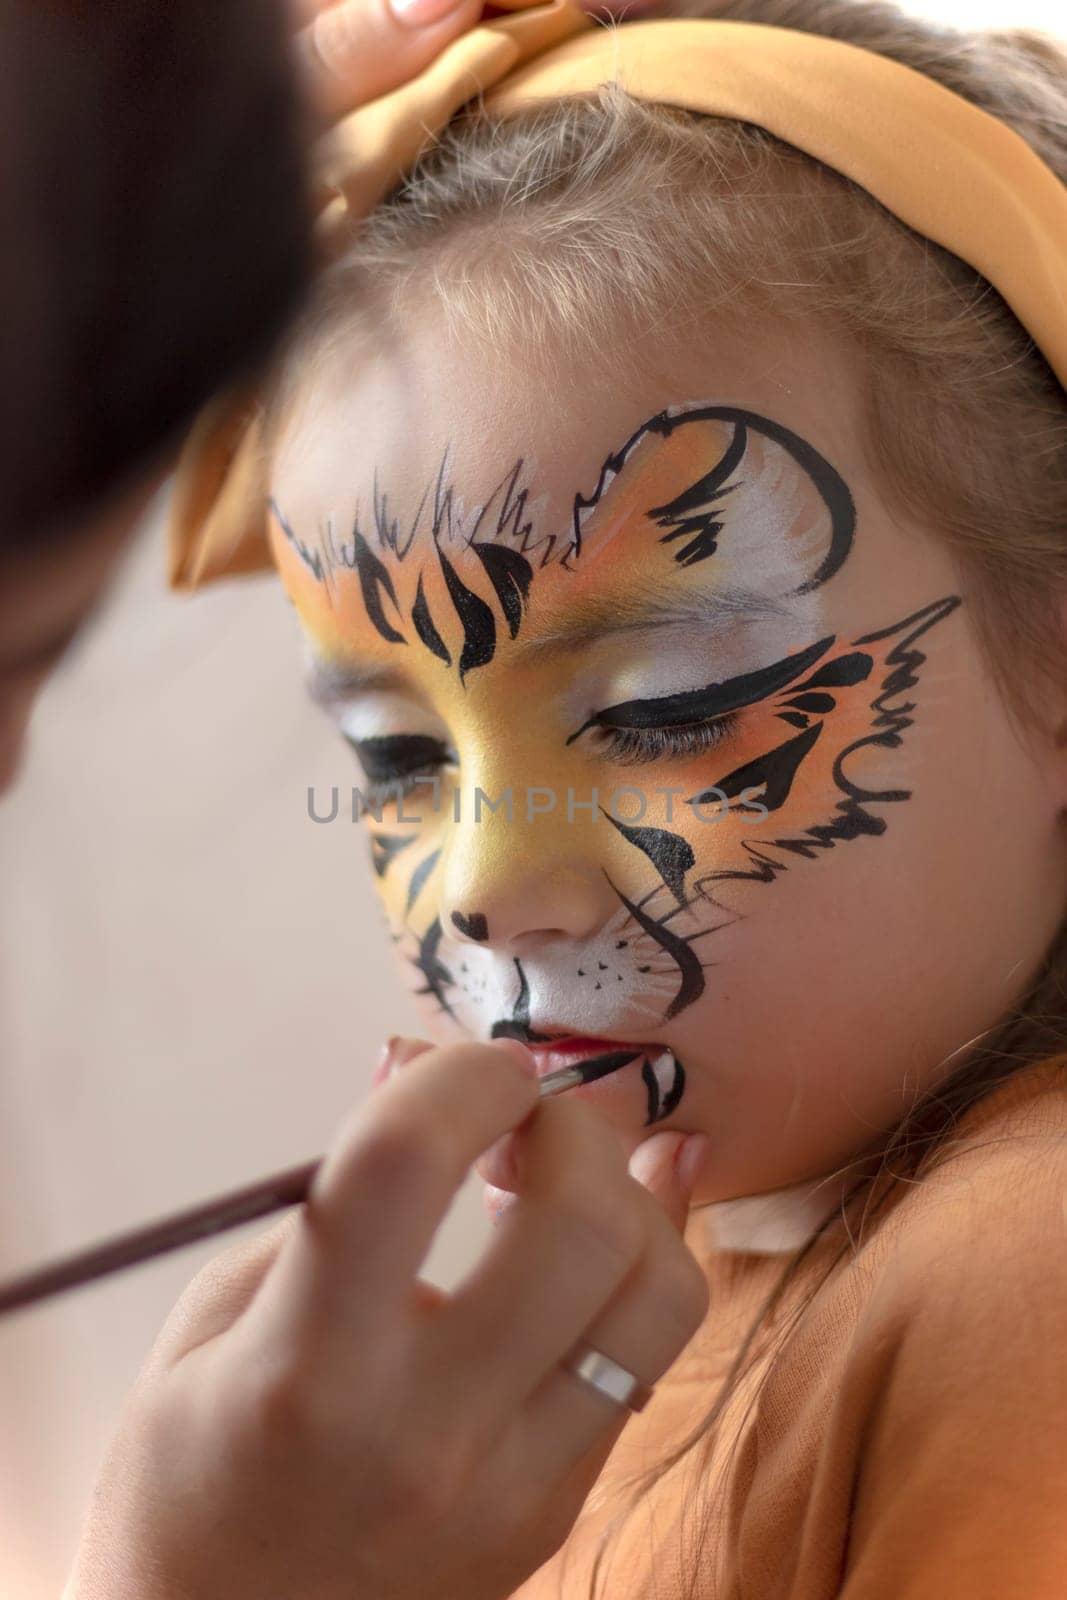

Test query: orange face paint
[273,401,959,1122]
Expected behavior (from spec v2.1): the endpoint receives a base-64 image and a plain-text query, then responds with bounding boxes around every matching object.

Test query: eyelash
[342,714,738,800]
[345,734,454,804]
[591,714,739,766]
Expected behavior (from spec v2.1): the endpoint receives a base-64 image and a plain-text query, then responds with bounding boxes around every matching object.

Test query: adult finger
[517,1145,710,1482]
[149,1211,301,1368]
[296,0,486,128]
[371,1033,434,1088]
[433,1098,648,1425]
[629,1129,709,1236]
[288,0,346,31]
[249,1039,538,1347]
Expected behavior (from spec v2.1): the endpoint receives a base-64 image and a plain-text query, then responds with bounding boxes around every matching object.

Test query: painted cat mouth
[524,1034,660,1085]
[491,1020,658,1073]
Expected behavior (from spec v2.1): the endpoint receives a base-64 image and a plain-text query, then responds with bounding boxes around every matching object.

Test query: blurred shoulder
[858,1055,1067,1340]
[834,1059,1067,1596]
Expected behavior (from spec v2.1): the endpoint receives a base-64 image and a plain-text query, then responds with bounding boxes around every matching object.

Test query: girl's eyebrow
[302,585,796,696]
[516,584,795,660]
[305,659,410,704]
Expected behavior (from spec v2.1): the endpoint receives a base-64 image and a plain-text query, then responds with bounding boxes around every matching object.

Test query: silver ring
[561,1340,655,1414]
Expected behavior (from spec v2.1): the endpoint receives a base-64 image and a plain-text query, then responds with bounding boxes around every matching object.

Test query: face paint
[273,401,960,1130]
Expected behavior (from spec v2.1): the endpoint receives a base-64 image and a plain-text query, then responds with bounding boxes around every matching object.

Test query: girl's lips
[525,1034,662,1080]
[477,1036,679,1193]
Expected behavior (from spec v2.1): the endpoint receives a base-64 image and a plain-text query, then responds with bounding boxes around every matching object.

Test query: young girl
[167,0,1067,1593]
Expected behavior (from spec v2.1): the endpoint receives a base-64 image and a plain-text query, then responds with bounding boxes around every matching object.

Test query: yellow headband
[169,3,1067,590]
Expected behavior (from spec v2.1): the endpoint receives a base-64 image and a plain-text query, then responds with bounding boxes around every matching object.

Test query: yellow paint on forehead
[268,414,747,665]
[571,417,737,572]
[267,509,370,666]
[268,399,851,697]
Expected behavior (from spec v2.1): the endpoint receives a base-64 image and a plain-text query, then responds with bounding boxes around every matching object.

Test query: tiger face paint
[270,319,1067,1201]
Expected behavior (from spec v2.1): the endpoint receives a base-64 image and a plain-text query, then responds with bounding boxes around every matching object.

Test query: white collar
[701,1175,847,1254]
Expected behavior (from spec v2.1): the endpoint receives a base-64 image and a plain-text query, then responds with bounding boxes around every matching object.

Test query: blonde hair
[278,1,1067,1593]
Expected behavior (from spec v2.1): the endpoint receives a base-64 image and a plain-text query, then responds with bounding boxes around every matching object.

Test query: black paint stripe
[696,722,822,812]
[438,548,496,682]
[574,1050,641,1086]
[648,421,746,567]
[351,529,406,646]
[412,574,451,665]
[570,405,855,592]
[661,1057,686,1118]
[692,595,961,890]
[473,543,532,640]
[649,420,747,521]
[370,833,416,879]
[641,1055,686,1125]
[269,497,327,583]
[568,635,834,744]
[607,813,695,903]
[790,650,872,692]
[353,735,447,783]
[612,882,706,1020]
[641,1059,660,1125]
[782,691,835,715]
[412,917,453,1016]
[489,962,555,1046]
[405,848,441,918]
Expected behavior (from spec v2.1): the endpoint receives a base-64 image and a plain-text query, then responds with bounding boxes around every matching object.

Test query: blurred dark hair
[0,0,312,548]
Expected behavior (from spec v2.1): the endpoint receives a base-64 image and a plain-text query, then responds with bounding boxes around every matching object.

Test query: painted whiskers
[278,401,961,1125]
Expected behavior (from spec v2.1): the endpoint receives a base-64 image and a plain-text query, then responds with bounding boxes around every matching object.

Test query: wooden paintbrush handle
[0,1157,321,1318]
[0,1062,580,1318]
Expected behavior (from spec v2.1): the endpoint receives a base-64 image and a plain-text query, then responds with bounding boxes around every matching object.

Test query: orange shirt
[514,1056,1067,1598]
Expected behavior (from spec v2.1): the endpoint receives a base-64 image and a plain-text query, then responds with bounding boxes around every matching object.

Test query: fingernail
[388,0,469,28]
[491,1038,539,1078]
[629,1132,686,1189]
[372,1035,431,1087]
[371,1039,396,1089]
[674,1134,709,1194]
[484,1182,519,1226]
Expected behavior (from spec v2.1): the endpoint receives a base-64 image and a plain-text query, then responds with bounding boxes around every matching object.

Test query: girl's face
[270,312,1067,1204]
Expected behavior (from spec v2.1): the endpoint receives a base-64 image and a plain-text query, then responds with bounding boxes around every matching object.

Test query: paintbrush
[0,1060,617,1319]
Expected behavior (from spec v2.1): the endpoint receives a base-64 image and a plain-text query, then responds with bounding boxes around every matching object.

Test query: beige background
[2,1,1065,1591]
[0,508,490,1595]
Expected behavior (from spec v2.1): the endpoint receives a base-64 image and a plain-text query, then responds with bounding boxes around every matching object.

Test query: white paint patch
[404,892,717,1042]
[649,1050,677,1111]
[331,693,450,745]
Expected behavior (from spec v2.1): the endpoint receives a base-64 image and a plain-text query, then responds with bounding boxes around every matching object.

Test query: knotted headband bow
[168,1,1067,590]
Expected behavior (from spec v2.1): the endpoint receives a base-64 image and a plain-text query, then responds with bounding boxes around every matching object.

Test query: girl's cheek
[365,823,429,924]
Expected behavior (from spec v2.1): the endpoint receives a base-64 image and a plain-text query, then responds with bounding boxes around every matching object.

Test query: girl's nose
[438,735,620,951]
[441,845,616,953]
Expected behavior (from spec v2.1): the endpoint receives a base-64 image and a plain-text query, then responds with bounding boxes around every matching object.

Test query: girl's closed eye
[325,691,456,806]
[570,636,832,766]
[345,732,455,804]
[591,714,739,767]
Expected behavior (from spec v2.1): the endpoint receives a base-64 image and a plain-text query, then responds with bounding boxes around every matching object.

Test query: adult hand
[67,1038,709,1600]
[290,0,488,129]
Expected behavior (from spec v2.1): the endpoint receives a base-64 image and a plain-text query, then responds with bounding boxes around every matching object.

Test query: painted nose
[440,860,616,951]
[450,910,490,944]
